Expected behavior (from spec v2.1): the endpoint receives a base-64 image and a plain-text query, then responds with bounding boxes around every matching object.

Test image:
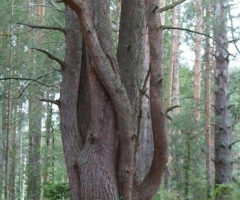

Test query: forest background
[0,0,240,199]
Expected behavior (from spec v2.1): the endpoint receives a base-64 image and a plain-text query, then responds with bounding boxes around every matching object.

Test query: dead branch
[40,98,60,106]
[17,22,65,33]
[31,48,65,68]
[159,0,187,13]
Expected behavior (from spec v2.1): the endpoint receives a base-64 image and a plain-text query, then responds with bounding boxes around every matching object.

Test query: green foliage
[152,189,182,200]
[43,182,70,200]
[210,184,240,200]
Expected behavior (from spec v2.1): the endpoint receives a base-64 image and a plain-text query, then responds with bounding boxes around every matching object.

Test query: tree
[47,0,169,199]
[213,0,232,198]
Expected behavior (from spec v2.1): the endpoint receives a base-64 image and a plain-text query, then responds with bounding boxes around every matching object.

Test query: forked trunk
[60,1,168,199]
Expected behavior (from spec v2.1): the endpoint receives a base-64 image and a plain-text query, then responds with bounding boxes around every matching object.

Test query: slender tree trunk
[17,104,24,200]
[117,0,146,185]
[43,96,52,183]
[192,2,203,197]
[0,102,3,200]
[9,112,16,200]
[184,134,191,200]
[214,0,232,198]
[166,1,181,190]
[26,1,43,199]
[27,94,42,200]
[205,0,212,198]
[193,0,202,124]
[5,1,14,197]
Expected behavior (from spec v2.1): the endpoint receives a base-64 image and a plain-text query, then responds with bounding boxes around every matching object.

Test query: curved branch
[17,22,66,33]
[159,0,187,13]
[166,105,180,113]
[31,48,65,68]
[162,26,234,57]
[0,77,51,87]
[230,140,240,148]
[133,1,168,199]
[16,70,57,98]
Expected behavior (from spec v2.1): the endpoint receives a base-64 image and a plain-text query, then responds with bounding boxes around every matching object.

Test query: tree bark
[214,0,232,198]
[59,1,168,199]
[132,0,168,199]
[193,0,202,124]
[117,0,147,185]
[205,0,212,198]
[60,5,83,199]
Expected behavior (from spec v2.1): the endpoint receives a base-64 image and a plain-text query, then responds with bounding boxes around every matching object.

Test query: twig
[17,22,65,33]
[17,70,57,98]
[31,48,65,68]
[166,105,181,113]
[0,77,50,87]
[40,98,60,107]
[162,26,234,57]
[159,0,187,13]
[230,140,240,147]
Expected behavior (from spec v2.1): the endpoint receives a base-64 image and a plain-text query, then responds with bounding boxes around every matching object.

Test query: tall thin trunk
[0,102,3,200]
[172,4,182,189]
[192,2,203,197]
[27,94,42,200]
[17,105,24,200]
[166,0,181,189]
[26,1,43,199]
[135,29,153,183]
[9,111,16,200]
[167,0,177,109]
[117,0,146,185]
[193,0,202,125]
[205,0,212,198]
[184,134,191,200]
[4,1,14,198]
[43,93,53,183]
[214,0,232,196]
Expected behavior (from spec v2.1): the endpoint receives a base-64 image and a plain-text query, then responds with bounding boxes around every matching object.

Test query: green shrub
[43,182,70,200]
[211,184,240,200]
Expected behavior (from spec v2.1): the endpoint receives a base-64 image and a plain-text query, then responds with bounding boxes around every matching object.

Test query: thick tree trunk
[60,1,168,199]
[60,6,83,199]
[61,4,119,199]
[214,0,232,198]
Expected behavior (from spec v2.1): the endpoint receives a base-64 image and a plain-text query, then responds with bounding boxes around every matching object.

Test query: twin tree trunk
[59,0,168,199]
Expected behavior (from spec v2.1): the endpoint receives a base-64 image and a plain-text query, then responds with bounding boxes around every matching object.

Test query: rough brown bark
[214,0,232,197]
[60,6,83,199]
[132,0,168,199]
[59,0,168,199]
